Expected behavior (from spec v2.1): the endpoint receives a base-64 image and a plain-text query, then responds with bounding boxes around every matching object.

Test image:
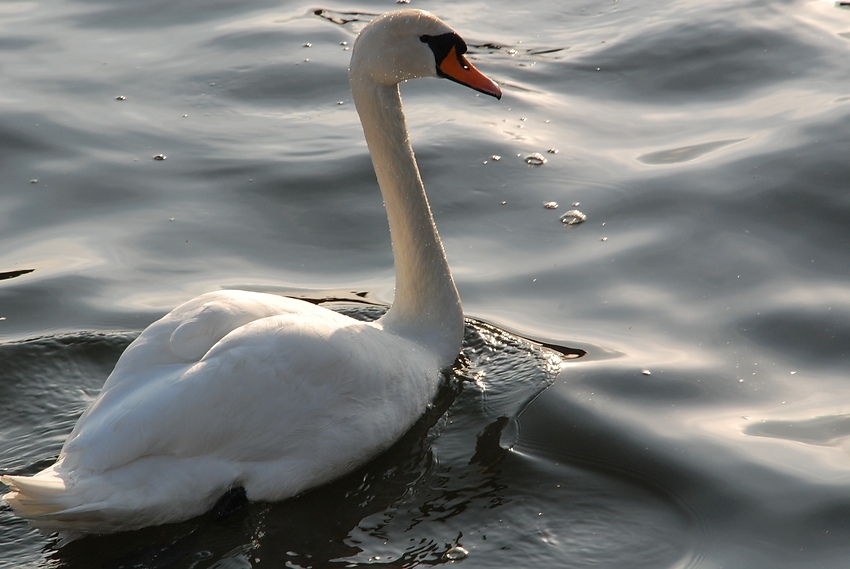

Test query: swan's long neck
[351,78,463,367]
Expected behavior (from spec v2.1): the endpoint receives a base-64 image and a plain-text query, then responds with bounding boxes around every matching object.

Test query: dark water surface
[2,0,850,567]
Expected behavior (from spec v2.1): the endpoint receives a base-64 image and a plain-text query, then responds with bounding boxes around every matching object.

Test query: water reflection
[746,414,850,447]
[637,138,746,165]
[3,0,850,567]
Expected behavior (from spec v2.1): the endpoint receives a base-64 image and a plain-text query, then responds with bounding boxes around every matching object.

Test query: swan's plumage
[2,9,500,542]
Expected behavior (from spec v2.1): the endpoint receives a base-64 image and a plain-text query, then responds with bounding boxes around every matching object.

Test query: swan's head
[350,10,501,99]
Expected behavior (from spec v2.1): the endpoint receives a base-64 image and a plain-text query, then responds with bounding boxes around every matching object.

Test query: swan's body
[1,9,500,542]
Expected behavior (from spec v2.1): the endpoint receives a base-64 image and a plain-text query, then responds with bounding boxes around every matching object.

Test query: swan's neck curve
[351,78,463,367]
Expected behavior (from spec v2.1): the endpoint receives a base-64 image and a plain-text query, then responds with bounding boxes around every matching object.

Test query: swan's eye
[420,33,468,69]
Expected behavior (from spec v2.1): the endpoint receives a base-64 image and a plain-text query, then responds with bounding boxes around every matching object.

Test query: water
[2,0,850,566]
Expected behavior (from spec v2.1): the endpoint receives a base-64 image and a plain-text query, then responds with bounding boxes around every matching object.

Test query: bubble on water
[560,209,586,225]
[642,369,651,376]
[444,546,468,561]
[547,148,559,154]
[491,155,501,161]
[543,201,558,209]
[303,43,312,48]
[153,154,167,161]
[30,179,38,184]
[525,152,547,166]
[115,95,126,101]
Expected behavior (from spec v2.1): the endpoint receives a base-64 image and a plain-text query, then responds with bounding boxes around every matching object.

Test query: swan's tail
[3,456,236,545]
[1,471,99,544]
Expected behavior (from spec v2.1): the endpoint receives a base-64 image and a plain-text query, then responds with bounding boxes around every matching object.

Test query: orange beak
[438,46,502,100]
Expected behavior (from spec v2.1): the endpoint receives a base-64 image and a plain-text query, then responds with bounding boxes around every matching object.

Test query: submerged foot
[210,486,248,521]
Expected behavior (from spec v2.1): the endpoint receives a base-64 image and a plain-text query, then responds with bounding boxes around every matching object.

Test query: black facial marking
[420,32,469,78]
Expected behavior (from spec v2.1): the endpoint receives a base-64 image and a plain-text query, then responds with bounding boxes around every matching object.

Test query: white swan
[1,10,501,542]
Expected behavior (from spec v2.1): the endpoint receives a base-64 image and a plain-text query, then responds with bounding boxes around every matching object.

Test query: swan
[1,9,501,543]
